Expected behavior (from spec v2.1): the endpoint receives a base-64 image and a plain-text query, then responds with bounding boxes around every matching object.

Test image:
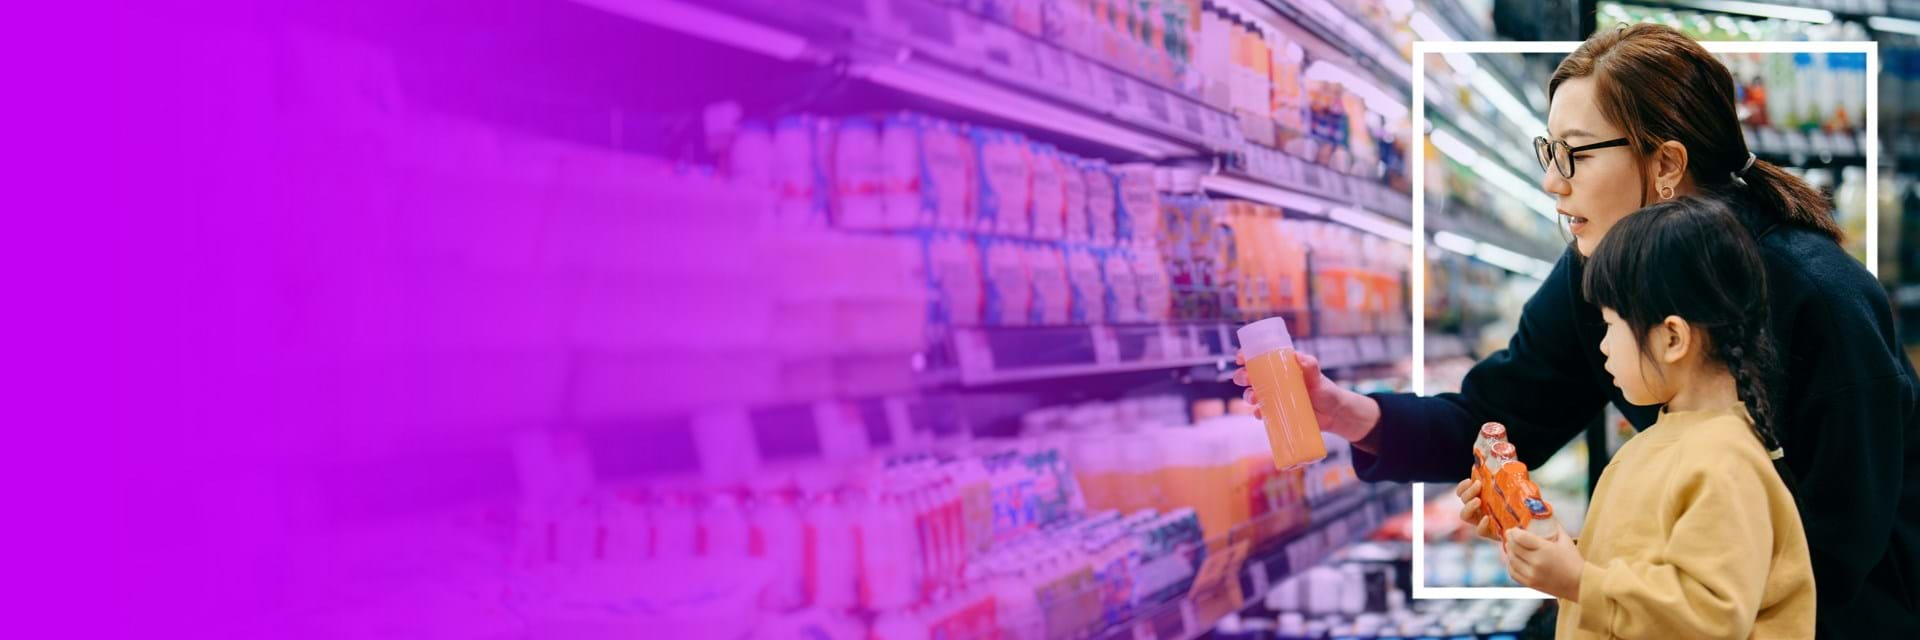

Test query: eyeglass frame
[1533,136,1631,179]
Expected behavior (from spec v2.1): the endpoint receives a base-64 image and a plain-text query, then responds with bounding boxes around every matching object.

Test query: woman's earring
[1659,185,1675,200]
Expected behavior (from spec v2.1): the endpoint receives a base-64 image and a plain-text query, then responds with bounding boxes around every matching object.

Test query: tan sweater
[1556,405,1815,639]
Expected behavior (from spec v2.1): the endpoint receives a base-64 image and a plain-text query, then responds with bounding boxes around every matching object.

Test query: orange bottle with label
[1479,440,1549,542]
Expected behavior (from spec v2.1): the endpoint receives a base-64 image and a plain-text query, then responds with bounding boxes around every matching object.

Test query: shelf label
[953,330,996,378]
[1182,537,1245,640]
[1092,326,1120,364]
[1157,325,1184,359]
[1298,163,1326,191]
[1315,336,1358,368]
[1786,130,1812,157]
[1358,335,1387,364]
[1110,72,1135,113]
[1087,65,1116,108]
[1145,88,1173,125]
[1758,127,1786,156]
[1181,101,1205,139]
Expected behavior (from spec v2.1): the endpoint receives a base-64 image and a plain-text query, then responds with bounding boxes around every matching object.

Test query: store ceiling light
[1433,231,1478,256]
[854,62,1196,159]
[1470,70,1547,137]
[1475,241,1554,280]
[581,0,809,61]
[1868,17,1920,37]
[1430,128,1556,221]
[1408,10,1480,77]
[1200,174,1336,213]
[1668,0,1833,24]
[1304,60,1409,121]
[1329,207,1415,246]
[1428,127,1480,166]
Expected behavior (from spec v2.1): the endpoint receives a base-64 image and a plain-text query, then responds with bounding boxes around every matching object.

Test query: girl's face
[1598,307,1673,406]
[1542,77,1646,257]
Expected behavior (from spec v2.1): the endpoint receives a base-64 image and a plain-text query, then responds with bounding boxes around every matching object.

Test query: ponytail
[1553,23,1845,245]
[1737,159,1844,243]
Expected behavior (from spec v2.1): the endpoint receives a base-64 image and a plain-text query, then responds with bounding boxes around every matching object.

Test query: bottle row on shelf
[335,102,1423,420]
[938,0,1415,182]
[702,0,1417,188]
[1424,246,1534,335]
[1215,542,1547,639]
[728,110,1413,335]
[497,394,1378,640]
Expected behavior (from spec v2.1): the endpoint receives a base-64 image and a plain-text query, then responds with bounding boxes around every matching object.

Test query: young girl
[1502,196,1814,638]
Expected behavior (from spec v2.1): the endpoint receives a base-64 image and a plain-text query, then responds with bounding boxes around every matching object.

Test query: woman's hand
[1231,349,1383,447]
[1504,528,1584,601]
[1453,478,1502,542]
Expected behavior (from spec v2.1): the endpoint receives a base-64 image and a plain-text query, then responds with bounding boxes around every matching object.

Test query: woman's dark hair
[1584,196,1797,491]
[1552,23,1842,242]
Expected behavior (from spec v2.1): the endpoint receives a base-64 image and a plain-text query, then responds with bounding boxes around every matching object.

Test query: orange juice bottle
[1237,317,1326,469]
[1470,422,1507,490]
[1482,441,1551,541]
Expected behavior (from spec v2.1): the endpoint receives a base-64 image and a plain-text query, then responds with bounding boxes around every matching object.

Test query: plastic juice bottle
[1238,317,1327,469]
[1117,432,1169,512]
[1483,441,1553,541]
[1070,436,1119,511]
[1523,497,1560,541]
[1158,429,1228,545]
[1469,422,1508,492]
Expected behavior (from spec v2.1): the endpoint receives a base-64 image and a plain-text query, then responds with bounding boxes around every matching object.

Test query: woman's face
[1542,77,1645,257]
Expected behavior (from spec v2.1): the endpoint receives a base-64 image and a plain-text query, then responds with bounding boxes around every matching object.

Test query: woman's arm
[1349,251,1613,483]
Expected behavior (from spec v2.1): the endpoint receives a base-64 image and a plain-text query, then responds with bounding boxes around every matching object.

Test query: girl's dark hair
[1583,196,1797,490]
[1552,23,1842,242]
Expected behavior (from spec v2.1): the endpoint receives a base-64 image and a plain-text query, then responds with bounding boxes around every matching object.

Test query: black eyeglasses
[1533,136,1630,179]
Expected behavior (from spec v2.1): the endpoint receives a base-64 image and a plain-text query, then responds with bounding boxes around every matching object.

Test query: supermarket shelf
[1896,283,1920,309]
[939,324,1409,388]
[1611,0,1845,25]
[1299,334,1412,370]
[1425,102,1550,194]
[584,0,1237,160]
[1747,125,1868,168]
[1426,0,1538,107]
[1427,196,1566,264]
[1207,158,1414,224]
[1424,332,1475,361]
[1260,0,1413,106]
[943,323,1239,387]
[1093,483,1409,640]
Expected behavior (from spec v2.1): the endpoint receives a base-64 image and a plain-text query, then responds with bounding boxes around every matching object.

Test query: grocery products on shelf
[482,391,1384,640]
[730,109,1416,342]
[1212,540,1548,638]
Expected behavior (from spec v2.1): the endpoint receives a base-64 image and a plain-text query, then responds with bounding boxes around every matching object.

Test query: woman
[1235,23,1918,636]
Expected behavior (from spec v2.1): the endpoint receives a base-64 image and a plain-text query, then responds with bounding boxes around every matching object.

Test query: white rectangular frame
[1410,38,1878,600]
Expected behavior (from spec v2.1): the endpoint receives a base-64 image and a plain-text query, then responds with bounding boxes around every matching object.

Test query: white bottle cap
[1237,316,1296,356]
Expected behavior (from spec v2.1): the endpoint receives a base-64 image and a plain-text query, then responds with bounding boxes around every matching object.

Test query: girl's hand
[1453,479,1501,542]
[1504,528,1584,601]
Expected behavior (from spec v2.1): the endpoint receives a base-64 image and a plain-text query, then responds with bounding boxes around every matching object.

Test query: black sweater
[1355,212,1920,636]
